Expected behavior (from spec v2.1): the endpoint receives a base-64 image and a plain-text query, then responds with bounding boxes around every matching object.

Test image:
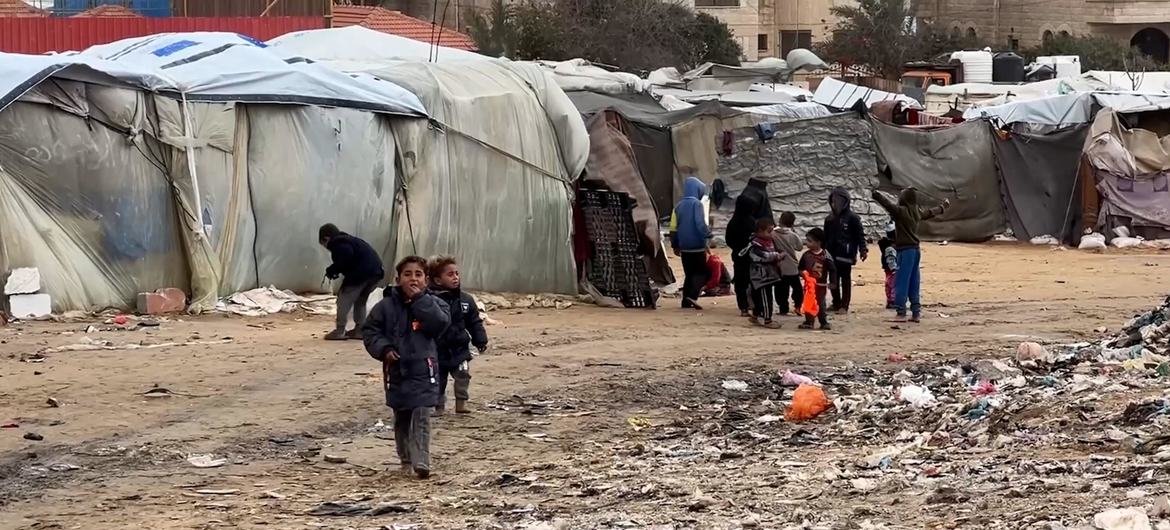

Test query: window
[695,0,740,6]
[966,27,977,41]
[1042,30,1054,44]
[780,30,812,57]
[758,33,769,51]
[1059,30,1071,38]
[1009,37,1020,50]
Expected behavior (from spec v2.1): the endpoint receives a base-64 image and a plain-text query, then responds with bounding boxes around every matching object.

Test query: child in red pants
[879,226,898,310]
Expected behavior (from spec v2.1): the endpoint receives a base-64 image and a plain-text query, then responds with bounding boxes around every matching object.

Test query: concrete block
[9,293,51,319]
[4,267,40,295]
[136,288,187,315]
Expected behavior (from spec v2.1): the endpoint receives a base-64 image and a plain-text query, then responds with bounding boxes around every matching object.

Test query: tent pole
[180,92,206,238]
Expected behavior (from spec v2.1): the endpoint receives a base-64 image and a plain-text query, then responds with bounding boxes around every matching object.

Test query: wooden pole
[260,0,282,16]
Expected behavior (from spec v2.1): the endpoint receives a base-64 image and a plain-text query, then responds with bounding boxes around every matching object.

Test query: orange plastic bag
[785,384,831,422]
[800,271,819,317]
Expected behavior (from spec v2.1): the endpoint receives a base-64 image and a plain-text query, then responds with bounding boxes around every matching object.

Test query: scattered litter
[785,384,830,422]
[261,491,287,500]
[755,414,782,423]
[779,370,817,387]
[46,397,59,408]
[323,454,347,464]
[187,454,227,468]
[627,417,652,431]
[40,336,232,354]
[897,385,937,407]
[215,287,334,317]
[1016,341,1052,367]
[1030,235,1059,245]
[850,478,878,492]
[1093,507,1152,530]
[886,352,909,363]
[307,500,415,517]
[23,432,43,441]
[721,379,749,392]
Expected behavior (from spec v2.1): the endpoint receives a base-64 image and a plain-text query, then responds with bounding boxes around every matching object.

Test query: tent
[993,125,1090,241]
[0,32,426,312]
[1082,108,1170,238]
[871,119,1007,242]
[269,28,589,295]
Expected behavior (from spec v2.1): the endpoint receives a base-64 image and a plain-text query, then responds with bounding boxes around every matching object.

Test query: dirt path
[2,243,1169,529]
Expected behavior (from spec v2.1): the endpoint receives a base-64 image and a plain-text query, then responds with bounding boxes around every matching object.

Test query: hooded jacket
[823,187,868,265]
[432,287,488,368]
[325,233,385,287]
[671,177,713,252]
[362,287,450,410]
[725,178,774,252]
[872,188,947,249]
[736,235,783,288]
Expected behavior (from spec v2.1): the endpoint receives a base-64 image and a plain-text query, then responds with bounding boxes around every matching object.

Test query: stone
[136,288,186,315]
[4,267,40,295]
[9,294,51,319]
[1094,507,1152,530]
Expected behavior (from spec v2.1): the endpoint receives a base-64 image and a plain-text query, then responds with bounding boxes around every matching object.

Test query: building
[684,0,841,62]
[331,4,477,50]
[918,0,1170,63]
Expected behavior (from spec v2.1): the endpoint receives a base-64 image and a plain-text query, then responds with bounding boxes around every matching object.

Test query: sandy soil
[2,243,1169,529]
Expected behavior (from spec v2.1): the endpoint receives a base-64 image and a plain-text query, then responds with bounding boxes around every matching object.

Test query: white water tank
[951,49,994,83]
[1036,55,1082,79]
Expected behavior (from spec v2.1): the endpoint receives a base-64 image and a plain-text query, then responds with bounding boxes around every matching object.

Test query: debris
[755,414,782,423]
[23,432,43,441]
[9,294,51,319]
[261,491,287,500]
[194,489,240,495]
[779,370,818,387]
[1151,496,1170,518]
[721,379,749,392]
[973,380,998,396]
[850,478,878,492]
[1016,341,1053,367]
[785,384,830,422]
[886,352,909,363]
[307,500,415,516]
[187,454,227,468]
[322,454,347,464]
[1093,507,1152,530]
[136,287,187,315]
[971,359,1023,381]
[1030,235,1059,245]
[688,490,717,512]
[45,397,59,408]
[4,267,40,295]
[897,385,937,407]
[214,287,333,317]
[626,417,652,431]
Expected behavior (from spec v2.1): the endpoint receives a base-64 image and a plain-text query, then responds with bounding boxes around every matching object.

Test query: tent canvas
[993,125,1089,241]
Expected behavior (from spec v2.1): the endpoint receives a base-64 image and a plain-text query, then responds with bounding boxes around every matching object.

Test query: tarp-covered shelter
[1082,107,1170,238]
[0,32,426,312]
[716,113,885,237]
[871,119,1007,242]
[993,125,1090,241]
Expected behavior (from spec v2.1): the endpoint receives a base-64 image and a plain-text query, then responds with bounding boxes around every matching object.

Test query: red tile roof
[331,5,477,51]
[0,0,49,17]
[71,4,144,17]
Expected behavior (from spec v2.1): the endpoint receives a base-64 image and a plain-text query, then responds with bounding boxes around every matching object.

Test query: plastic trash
[1092,507,1151,530]
[785,384,830,422]
[897,385,937,407]
[1016,341,1052,366]
[973,380,998,396]
[780,370,817,387]
[721,379,749,392]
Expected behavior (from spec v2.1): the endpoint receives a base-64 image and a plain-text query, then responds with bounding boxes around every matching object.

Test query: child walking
[872,188,950,322]
[772,212,803,316]
[362,256,451,479]
[737,218,784,328]
[428,256,488,415]
[799,228,836,330]
[878,223,898,309]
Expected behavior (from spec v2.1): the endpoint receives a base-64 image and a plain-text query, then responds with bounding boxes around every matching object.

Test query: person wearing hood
[725,178,775,316]
[823,187,868,313]
[320,223,385,341]
[670,176,714,310]
[427,256,488,415]
[872,187,950,322]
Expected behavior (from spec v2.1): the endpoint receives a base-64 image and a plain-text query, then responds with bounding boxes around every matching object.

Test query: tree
[1022,33,1166,73]
[468,0,743,72]
[817,0,917,78]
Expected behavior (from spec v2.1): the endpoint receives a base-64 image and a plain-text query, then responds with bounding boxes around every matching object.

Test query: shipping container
[0,16,325,54]
[57,0,172,17]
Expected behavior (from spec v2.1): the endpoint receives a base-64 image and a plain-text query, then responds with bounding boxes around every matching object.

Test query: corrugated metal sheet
[0,16,325,54]
[175,0,329,17]
[57,0,171,17]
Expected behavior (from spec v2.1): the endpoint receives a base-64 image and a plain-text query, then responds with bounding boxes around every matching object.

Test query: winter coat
[799,249,837,287]
[725,178,774,252]
[872,188,947,250]
[325,233,385,287]
[362,287,450,410]
[823,187,868,265]
[771,227,802,277]
[736,235,783,289]
[671,177,712,252]
[432,287,488,368]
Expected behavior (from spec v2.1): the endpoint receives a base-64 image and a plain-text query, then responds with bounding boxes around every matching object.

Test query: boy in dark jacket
[725,177,774,316]
[670,176,713,310]
[428,256,488,415]
[878,223,898,309]
[320,223,385,341]
[736,218,783,328]
[871,188,950,322]
[772,212,803,316]
[823,188,868,313]
[362,256,450,479]
[799,227,836,330]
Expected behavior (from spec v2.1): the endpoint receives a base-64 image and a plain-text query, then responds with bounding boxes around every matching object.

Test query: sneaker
[820,322,833,331]
[684,298,704,311]
[763,320,782,329]
[399,463,413,476]
[433,406,446,417]
[414,466,431,479]
[344,329,362,340]
[909,314,922,323]
[748,316,761,326]
[455,399,471,414]
[323,329,347,341]
[798,322,814,330]
[740,311,751,318]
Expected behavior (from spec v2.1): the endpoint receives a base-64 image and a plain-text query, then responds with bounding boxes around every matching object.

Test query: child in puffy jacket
[736,218,783,328]
[428,256,488,415]
[878,223,898,309]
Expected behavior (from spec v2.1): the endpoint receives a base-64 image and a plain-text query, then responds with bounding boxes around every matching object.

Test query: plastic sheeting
[993,125,1089,241]
[813,77,921,111]
[270,26,485,64]
[871,119,1007,242]
[1085,109,1170,231]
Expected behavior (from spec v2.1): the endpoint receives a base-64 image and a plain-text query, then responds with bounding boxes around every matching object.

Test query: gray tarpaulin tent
[871,119,1007,241]
[716,113,885,237]
[993,125,1089,241]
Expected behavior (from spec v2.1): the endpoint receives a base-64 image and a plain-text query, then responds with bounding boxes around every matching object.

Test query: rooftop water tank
[951,49,994,83]
[993,52,1025,82]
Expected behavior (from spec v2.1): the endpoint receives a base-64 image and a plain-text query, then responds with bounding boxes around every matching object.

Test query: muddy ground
[2,243,1170,529]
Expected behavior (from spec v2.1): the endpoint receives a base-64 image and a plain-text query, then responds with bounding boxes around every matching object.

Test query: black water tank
[993,52,1026,82]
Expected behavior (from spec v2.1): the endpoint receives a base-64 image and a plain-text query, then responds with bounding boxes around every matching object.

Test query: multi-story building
[685,0,842,61]
[917,0,1170,63]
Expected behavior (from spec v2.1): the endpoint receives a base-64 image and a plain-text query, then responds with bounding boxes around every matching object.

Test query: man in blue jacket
[671,176,713,310]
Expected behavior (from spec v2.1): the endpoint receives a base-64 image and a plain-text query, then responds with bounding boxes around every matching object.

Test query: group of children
[320,225,488,480]
[738,214,836,329]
